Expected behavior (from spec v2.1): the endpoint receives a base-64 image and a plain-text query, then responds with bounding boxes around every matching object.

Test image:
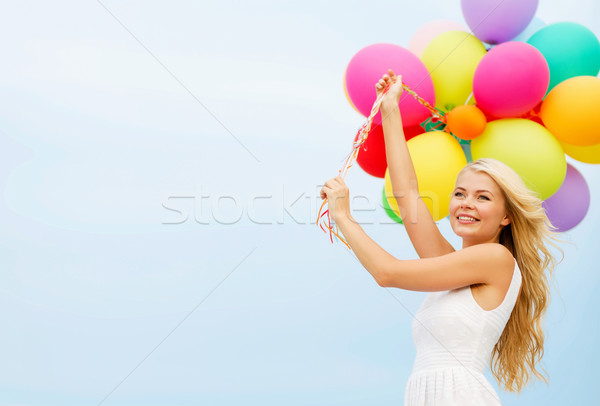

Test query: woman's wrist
[333,211,355,228]
[380,97,399,112]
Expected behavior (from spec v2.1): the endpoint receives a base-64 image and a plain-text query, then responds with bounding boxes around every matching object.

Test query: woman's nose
[460,198,475,208]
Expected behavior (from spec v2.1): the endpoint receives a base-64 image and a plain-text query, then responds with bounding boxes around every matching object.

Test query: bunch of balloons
[343,0,599,232]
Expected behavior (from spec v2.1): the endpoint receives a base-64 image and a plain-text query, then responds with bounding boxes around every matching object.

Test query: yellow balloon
[561,141,600,164]
[384,131,467,221]
[471,119,566,199]
[421,31,486,112]
[540,76,600,146]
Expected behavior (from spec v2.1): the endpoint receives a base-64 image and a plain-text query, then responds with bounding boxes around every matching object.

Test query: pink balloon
[473,41,549,117]
[345,43,435,127]
[408,19,467,57]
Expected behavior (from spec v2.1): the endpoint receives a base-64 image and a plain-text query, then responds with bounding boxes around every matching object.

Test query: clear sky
[0,1,598,405]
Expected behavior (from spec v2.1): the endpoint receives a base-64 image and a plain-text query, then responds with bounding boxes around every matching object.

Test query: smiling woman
[449,169,512,248]
[320,70,561,405]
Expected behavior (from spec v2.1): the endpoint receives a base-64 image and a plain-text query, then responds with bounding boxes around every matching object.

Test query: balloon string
[317,80,441,249]
[402,85,445,123]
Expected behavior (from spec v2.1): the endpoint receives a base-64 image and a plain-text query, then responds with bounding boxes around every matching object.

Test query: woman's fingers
[386,69,403,86]
[376,72,397,90]
[322,176,346,193]
[327,176,344,187]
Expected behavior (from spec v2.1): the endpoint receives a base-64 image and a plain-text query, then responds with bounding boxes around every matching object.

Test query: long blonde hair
[459,158,562,392]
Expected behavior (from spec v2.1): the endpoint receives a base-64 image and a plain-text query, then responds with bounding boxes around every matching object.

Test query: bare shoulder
[467,244,516,310]
[465,243,515,281]
[463,243,514,264]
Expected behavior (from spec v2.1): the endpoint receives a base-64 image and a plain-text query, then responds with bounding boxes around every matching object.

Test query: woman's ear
[501,214,511,226]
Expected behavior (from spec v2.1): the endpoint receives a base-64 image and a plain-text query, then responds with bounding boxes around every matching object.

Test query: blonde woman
[320,70,559,405]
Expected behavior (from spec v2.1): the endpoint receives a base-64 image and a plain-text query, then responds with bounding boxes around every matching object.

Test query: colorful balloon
[528,22,600,93]
[473,42,549,118]
[408,19,467,58]
[471,118,566,199]
[542,164,590,232]
[560,141,600,164]
[421,31,487,112]
[446,105,487,140]
[382,186,403,224]
[354,124,424,178]
[402,124,426,140]
[540,76,600,146]
[355,125,387,178]
[384,131,467,221]
[461,0,538,44]
[345,43,435,127]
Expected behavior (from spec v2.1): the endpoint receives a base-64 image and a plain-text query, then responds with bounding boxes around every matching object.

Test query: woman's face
[449,169,511,248]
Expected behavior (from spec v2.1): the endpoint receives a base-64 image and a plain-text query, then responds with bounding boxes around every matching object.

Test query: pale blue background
[0,1,599,405]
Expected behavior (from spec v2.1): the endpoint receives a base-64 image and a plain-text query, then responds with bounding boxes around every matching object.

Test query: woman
[320,70,559,405]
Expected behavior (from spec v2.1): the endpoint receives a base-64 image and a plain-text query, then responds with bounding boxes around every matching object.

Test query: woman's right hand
[375,69,404,104]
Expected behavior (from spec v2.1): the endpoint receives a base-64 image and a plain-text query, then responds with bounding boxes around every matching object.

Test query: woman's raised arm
[319,183,513,292]
[377,70,455,258]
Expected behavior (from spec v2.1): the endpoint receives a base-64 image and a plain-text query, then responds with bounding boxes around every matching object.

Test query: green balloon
[528,22,600,93]
[381,186,403,225]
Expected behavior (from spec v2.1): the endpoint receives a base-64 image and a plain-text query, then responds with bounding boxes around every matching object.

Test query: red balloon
[528,115,543,125]
[403,124,426,141]
[355,124,425,178]
[355,125,387,178]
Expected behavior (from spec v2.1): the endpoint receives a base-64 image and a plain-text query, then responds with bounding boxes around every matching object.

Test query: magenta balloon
[542,164,590,232]
[461,0,538,44]
[473,42,549,117]
[345,43,435,127]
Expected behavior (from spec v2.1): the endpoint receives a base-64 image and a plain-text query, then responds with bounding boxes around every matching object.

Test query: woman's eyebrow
[454,186,494,196]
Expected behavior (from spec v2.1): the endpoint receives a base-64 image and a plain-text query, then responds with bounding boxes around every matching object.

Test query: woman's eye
[479,195,490,200]
[454,192,464,197]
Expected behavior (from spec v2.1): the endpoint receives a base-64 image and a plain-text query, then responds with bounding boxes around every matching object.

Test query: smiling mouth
[457,216,479,222]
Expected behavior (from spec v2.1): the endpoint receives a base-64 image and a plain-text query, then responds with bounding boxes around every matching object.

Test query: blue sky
[0,1,599,405]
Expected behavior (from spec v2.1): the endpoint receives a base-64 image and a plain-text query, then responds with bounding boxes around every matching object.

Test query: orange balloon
[446,105,487,140]
[540,76,600,146]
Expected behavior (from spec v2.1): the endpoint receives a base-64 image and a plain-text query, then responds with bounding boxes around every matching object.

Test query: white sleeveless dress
[404,260,522,406]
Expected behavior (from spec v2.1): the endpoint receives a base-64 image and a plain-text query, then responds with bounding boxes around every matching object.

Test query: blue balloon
[512,17,546,42]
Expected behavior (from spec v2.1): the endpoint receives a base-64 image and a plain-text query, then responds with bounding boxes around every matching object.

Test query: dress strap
[500,259,522,312]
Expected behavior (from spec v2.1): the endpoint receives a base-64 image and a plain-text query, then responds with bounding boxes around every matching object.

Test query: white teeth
[458,216,478,222]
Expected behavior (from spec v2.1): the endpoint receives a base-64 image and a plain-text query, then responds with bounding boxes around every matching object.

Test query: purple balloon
[543,164,590,232]
[461,0,539,44]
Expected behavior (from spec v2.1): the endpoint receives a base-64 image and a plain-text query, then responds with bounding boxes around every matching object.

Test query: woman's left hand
[320,176,351,223]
